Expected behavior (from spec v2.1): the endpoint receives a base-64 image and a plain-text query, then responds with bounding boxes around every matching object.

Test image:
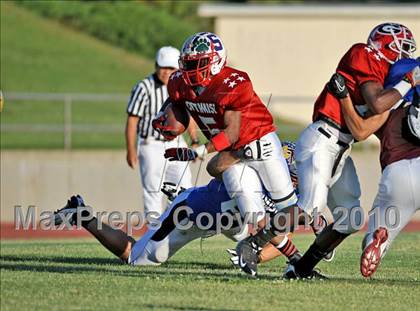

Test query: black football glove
[164,147,197,161]
[327,73,349,99]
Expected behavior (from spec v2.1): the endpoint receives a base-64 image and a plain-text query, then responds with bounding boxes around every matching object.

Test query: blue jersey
[186,179,237,228]
[384,58,420,101]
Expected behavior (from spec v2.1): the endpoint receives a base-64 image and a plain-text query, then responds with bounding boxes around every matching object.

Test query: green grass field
[1,233,419,311]
[0,2,153,93]
[0,2,153,149]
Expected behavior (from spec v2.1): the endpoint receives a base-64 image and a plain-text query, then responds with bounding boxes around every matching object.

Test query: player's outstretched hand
[403,65,420,87]
[327,73,349,99]
[165,148,197,161]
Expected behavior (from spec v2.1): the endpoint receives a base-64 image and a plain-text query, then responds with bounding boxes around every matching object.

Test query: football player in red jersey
[236,23,417,278]
[152,32,305,273]
[328,58,419,278]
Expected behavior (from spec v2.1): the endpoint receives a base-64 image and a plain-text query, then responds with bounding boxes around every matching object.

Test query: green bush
[17,0,205,59]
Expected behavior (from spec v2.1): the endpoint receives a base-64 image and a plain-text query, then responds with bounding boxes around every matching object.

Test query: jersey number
[199,115,220,136]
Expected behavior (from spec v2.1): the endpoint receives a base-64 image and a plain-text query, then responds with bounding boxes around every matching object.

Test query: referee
[125,46,197,219]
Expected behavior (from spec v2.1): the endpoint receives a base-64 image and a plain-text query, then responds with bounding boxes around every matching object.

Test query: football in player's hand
[163,102,190,136]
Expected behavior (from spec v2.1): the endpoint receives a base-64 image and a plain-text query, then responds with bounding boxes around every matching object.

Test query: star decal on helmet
[223,78,230,84]
[236,76,245,82]
[228,81,237,88]
[231,73,239,77]
[171,71,182,80]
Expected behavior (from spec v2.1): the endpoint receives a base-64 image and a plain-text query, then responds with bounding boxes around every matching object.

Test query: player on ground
[53,144,303,266]
[153,33,302,261]
[329,58,419,278]
[236,22,417,279]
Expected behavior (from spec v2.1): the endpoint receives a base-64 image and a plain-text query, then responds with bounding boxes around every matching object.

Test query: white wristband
[193,144,208,157]
[392,79,411,97]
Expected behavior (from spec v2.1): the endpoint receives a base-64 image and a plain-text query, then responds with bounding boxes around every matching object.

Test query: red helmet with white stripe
[368,23,416,64]
[179,32,227,87]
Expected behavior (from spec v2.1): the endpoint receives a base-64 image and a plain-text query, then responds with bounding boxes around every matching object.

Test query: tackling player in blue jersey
[53,142,313,267]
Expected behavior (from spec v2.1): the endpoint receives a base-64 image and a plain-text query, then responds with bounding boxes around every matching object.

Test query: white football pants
[128,183,254,266]
[363,157,420,257]
[222,131,297,221]
[138,136,192,218]
[296,120,361,234]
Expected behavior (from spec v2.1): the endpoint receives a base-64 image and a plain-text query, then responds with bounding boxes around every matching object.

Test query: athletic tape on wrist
[392,79,412,97]
[211,132,231,151]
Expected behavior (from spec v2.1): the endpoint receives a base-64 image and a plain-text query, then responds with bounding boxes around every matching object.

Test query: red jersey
[379,105,420,170]
[168,66,275,150]
[313,43,390,128]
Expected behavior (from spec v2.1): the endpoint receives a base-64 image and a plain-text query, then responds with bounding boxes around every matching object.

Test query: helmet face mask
[389,36,416,59]
[179,32,227,87]
[368,23,417,64]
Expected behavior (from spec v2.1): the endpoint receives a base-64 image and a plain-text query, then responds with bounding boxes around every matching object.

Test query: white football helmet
[179,32,227,86]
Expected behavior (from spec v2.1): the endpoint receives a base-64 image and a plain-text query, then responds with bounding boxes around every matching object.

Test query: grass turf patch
[1,233,419,311]
[1,2,153,93]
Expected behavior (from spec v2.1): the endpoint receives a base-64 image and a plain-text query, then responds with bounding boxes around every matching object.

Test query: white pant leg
[164,136,193,190]
[246,132,297,209]
[138,136,193,218]
[128,199,203,265]
[363,157,420,256]
[296,121,353,217]
[222,163,266,224]
[327,156,362,234]
[129,226,203,265]
[138,139,166,218]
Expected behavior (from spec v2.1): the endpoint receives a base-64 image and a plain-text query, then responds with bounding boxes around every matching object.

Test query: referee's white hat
[156,46,180,69]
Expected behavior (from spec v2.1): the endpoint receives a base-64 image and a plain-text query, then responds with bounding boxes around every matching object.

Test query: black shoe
[311,214,335,262]
[283,263,328,281]
[54,195,86,226]
[323,249,336,262]
[235,237,259,277]
[307,269,328,280]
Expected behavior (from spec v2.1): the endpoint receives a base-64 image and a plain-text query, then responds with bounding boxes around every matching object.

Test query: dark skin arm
[340,95,389,141]
[361,81,402,114]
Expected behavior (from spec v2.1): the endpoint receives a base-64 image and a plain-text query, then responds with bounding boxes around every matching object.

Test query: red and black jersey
[168,66,275,150]
[379,105,420,170]
[313,43,391,128]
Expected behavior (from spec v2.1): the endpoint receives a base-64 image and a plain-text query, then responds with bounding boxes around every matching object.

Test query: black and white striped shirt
[126,73,167,140]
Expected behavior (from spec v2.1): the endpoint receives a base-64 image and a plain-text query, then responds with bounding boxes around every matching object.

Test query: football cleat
[311,214,336,262]
[283,263,328,280]
[226,248,239,267]
[235,237,259,277]
[161,182,186,201]
[323,249,336,263]
[283,262,298,279]
[360,227,388,278]
[54,195,86,226]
